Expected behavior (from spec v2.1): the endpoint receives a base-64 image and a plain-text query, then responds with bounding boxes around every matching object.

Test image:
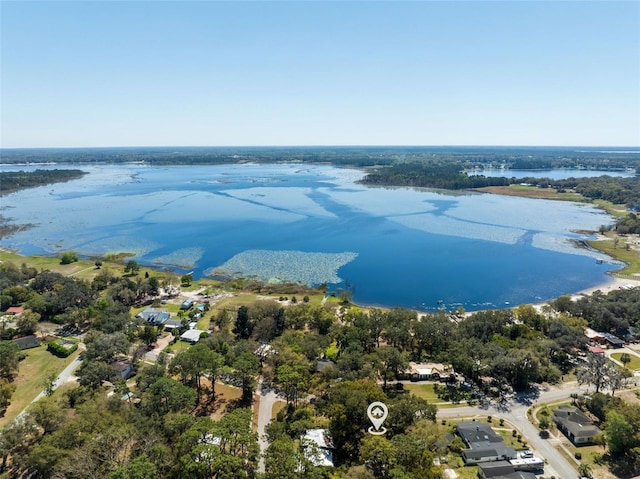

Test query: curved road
[437,383,588,479]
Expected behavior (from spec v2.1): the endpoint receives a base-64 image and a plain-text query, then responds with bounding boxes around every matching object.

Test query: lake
[0,163,618,312]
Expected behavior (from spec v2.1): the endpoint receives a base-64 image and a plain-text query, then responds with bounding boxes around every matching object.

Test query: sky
[1,1,639,148]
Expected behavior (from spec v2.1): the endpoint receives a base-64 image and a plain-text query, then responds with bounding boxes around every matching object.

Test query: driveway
[144,333,175,362]
[256,379,280,473]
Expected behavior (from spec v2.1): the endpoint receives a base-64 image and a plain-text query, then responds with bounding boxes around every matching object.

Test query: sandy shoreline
[570,274,640,299]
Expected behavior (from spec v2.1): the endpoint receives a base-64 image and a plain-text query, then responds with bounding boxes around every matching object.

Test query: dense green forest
[2,256,640,477]
[0,169,86,195]
[1,146,639,169]
[362,162,640,208]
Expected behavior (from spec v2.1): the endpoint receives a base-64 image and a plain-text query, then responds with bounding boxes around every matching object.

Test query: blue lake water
[0,164,618,312]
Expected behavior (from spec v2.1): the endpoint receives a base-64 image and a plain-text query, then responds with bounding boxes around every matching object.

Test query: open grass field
[611,352,640,370]
[555,434,617,479]
[403,383,440,401]
[476,185,587,201]
[0,346,80,428]
[592,200,629,218]
[165,340,192,354]
[403,383,473,408]
[0,250,177,284]
[587,237,640,275]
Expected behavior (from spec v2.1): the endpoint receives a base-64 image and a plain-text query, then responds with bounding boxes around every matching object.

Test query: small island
[0,169,87,196]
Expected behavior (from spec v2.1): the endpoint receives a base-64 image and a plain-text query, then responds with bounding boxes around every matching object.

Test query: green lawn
[611,352,640,370]
[587,238,640,275]
[403,383,474,408]
[592,200,629,218]
[211,293,260,313]
[0,345,80,428]
[165,340,192,354]
[403,383,440,401]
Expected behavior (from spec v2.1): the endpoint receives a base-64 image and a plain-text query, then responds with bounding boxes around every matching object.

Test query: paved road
[437,383,588,479]
[256,379,280,473]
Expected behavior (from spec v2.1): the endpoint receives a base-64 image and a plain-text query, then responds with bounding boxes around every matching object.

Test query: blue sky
[1,1,639,148]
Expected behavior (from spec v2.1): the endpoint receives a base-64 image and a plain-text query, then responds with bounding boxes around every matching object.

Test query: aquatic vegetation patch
[149,247,204,269]
[206,249,358,285]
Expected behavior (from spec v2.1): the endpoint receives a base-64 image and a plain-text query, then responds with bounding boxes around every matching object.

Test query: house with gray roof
[478,461,536,479]
[553,405,601,445]
[137,308,170,325]
[13,335,41,350]
[457,422,516,465]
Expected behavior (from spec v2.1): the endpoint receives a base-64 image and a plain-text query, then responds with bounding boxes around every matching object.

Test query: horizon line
[2,144,639,151]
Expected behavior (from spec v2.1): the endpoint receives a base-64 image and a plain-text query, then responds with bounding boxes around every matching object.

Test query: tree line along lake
[0,162,629,312]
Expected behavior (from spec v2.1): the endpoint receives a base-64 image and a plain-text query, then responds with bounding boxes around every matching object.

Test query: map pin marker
[367,401,388,435]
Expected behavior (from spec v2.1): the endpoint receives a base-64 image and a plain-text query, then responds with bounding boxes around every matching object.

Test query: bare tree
[577,353,612,393]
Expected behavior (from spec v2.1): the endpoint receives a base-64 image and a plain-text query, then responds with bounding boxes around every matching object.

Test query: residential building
[13,334,41,350]
[180,329,205,344]
[604,333,625,348]
[301,429,334,467]
[553,406,601,445]
[110,360,134,380]
[457,422,517,465]
[137,308,170,325]
[478,461,537,479]
[404,362,455,381]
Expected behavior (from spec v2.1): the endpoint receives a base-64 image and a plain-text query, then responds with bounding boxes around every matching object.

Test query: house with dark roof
[136,308,170,325]
[553,406,601,445]
[478,461,537,479]
[163,319,183,331]
[457,422,517,465]
[604,333,625,349]
[13,335,41,350]
[457,422,504,447]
